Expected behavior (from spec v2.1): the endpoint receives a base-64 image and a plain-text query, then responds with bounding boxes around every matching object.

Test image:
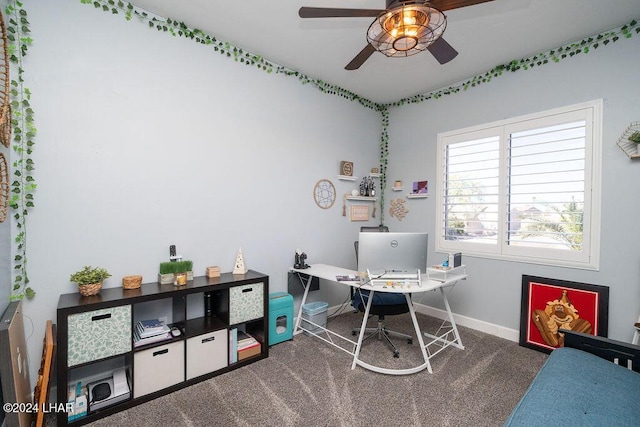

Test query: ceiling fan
[299,0,494,70]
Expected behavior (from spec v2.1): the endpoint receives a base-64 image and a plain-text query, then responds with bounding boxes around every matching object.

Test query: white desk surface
[291,263,466,294]
[290,263,467,375]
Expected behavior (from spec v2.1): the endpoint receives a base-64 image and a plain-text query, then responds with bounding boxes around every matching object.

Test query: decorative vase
[79,282,102,296]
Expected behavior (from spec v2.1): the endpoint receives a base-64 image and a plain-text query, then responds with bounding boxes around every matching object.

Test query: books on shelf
[229,328,238,364]
[134,319,172,347]
[137,319,170,336]
[237,331,259,350]
[229,329,261,362]
[236,331,261,360]
[133,329,171,347]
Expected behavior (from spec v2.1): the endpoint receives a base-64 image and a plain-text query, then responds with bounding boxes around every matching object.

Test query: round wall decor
[313,179,336,209]
[0,153,8,222]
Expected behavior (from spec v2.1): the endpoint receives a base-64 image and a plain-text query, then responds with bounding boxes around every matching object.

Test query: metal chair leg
[352,319,413,357]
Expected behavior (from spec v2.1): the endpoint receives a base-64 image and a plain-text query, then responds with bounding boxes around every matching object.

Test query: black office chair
[351,226,413,358]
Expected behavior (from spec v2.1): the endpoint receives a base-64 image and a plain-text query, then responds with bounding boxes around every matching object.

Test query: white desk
[291,263,467,375]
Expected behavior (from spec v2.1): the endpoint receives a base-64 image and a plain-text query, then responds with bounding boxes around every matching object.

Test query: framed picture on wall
[519,275,609,353]
[412,181,428,194]
[349,205,369,221]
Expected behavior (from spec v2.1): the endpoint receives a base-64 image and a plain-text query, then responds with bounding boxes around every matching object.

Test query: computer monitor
[357,232,428,275]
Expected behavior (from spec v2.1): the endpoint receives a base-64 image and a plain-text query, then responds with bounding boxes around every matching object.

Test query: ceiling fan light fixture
[367,3,446,58]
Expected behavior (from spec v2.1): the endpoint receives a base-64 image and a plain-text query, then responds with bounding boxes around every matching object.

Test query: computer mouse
[92,382,111,402]
[171,327,181,337]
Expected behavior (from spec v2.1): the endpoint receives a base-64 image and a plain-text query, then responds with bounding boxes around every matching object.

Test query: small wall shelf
[392,187,404,192]
[338,175,358,181]
[369,173,380,178]
[346,196,377,202]
[616,121,640,159]
[407,193,429,199]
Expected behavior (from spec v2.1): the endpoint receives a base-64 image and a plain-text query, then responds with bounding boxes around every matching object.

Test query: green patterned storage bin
[229,282,264,325]
[67,305,132,366]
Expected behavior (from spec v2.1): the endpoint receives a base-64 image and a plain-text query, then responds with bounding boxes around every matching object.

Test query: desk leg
[439,287,464,350]
[293,273,314,336]
[351,289,374,370]
[406,293,432,374]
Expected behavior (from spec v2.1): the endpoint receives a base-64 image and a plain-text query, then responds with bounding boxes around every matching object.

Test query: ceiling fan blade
[299,7,384,18]
[427,37,458,64]
[345,44,377,70]
[429,0,494,12]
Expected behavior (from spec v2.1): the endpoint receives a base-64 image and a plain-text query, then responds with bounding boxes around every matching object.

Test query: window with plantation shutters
[436,100,602,269]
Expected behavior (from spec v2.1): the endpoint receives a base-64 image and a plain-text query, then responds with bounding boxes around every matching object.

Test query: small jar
[174,272,188,286]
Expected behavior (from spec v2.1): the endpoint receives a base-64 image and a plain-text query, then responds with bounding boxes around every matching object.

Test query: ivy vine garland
[5,0,36,300]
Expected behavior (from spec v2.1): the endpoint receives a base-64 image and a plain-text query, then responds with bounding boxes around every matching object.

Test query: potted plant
[158,260,194,285]
[70,266,111,296]
[629,131,640,144]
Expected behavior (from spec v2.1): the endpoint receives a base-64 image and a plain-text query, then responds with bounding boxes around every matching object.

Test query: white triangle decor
[232,247,248,275]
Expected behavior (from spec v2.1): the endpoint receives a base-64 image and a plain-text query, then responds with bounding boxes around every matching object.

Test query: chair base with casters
[351,290,412,358]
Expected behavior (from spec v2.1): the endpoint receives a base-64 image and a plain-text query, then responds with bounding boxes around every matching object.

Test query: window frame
[435,99,602,270]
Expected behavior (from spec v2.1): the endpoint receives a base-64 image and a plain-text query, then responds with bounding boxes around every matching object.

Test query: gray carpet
[83,312,547,427]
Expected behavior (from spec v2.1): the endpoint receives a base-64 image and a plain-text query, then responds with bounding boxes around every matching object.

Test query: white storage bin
[133,341,184,398]
[186,329,228,380]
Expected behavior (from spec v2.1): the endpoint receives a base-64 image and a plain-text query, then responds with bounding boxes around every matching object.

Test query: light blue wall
[18,0,381,384]
[386,36,640,342]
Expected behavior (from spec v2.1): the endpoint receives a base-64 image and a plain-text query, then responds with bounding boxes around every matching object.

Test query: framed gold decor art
[349,205,369,221]
[520,275,609,354]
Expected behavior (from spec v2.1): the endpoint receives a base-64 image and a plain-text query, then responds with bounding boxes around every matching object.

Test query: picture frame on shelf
[340,160,354,176]
[519,275,609,354]
[349,205,369,221]
[412,180,428,194]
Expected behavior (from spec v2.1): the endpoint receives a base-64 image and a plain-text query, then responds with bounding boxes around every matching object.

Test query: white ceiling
[126,0,640,104]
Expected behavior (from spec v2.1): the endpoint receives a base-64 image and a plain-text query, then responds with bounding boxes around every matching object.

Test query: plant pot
[158,273,174,285]
[158,271,193,285]
[79,282,102,296]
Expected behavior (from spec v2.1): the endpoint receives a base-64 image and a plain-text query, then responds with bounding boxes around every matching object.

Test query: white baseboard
[413,302,520,343]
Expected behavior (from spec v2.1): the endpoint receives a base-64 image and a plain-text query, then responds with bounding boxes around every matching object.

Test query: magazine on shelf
[138,318,165,331]
[229,328,238,364]
[136,319,170,338]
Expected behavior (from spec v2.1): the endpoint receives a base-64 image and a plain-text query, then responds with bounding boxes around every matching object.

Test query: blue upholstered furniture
[504,330,640,426]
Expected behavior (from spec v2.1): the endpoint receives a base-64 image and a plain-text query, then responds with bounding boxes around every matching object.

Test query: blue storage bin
[301,301,328,336]
[268,292,293,346]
